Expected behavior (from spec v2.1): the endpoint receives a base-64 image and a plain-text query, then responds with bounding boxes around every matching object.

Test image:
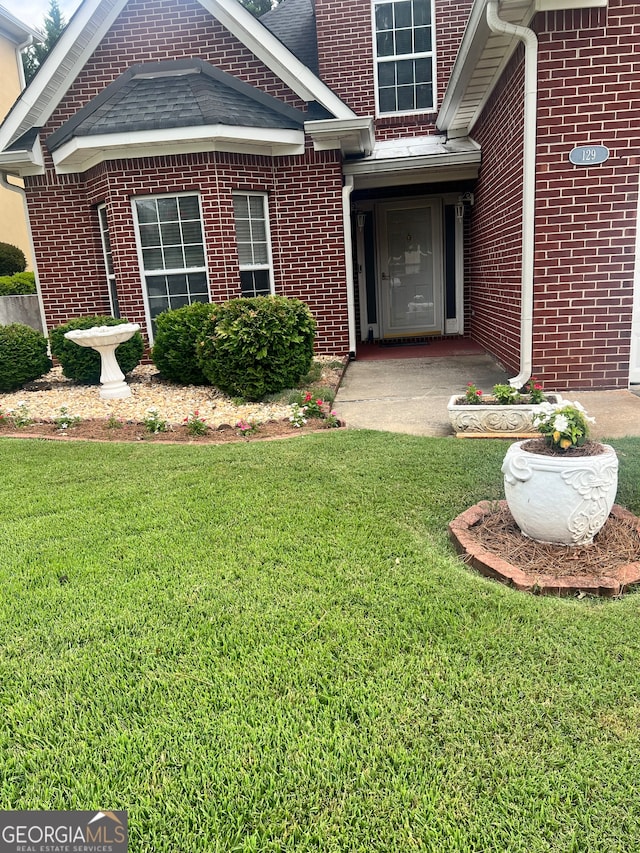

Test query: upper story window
[373,0,435,115]
[132,193,210,338]
[233,193,274,298]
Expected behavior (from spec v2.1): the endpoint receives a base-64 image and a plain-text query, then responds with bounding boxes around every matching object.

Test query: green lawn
[1,432,640,852]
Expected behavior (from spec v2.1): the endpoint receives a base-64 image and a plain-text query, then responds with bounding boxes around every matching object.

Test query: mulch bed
[450,501,640,597]
[0,417,343,445]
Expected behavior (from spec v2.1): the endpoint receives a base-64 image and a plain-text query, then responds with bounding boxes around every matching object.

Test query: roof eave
[343,148,481,185]
[437,0,608,135]
[0,137,45,176]
[305,117,375,156]
[50,126,306,174]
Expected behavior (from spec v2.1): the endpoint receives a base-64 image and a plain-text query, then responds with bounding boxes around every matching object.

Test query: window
[98,204,120,317]
[233,193,274,297]
[373,0,435,115]
[133,194,209,333]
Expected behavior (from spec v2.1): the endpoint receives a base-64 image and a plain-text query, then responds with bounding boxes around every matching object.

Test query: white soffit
[305,117,375,156]
[438,0,608,136]
[50,126,306,174]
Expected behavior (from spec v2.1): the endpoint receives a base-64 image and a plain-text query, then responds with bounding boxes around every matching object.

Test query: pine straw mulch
[469,503,640,580]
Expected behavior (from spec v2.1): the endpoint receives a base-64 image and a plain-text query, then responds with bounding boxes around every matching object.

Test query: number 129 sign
[569,145,610,165]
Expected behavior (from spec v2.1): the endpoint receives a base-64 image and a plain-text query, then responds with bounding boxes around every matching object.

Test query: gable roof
[40,57,308,172]
[260,0,318,75]
[48,59,306,146]
[0,0,355,165]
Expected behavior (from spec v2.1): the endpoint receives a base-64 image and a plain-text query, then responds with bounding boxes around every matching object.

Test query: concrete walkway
[333,354,640,439]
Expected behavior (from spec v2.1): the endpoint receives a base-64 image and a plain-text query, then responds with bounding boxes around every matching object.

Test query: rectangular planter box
[447,394,562,438]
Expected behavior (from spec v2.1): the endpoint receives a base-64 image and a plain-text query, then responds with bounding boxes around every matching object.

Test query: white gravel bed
[0,365,297,427]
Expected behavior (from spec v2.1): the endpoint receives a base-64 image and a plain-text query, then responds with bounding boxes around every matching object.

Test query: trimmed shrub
[196,296,316,401]
[49,316,144,384]
[0,323,52,392]
[151,301,218,386]
[0,272,36,296]
[0,243,27,276]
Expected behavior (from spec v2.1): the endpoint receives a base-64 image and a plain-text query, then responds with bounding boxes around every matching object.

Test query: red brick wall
[26,147,349,354]
[467,47,525,378]
[315,0,472,139]
[27,0,350,354]
[533,1,639,389]
[469,0,640,389]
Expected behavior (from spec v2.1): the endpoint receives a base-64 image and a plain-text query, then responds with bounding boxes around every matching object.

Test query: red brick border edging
[449,501,640,596]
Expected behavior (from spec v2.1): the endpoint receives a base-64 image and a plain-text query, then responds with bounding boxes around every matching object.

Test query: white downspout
[486,1,537,389]
[0,170,48,336]
[343,175,356,357]
[16,35,33,91]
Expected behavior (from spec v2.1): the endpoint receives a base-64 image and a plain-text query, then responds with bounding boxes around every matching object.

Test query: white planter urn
[501,440,619,546]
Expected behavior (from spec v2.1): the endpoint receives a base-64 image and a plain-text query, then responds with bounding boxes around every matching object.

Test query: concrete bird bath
[64,323,140,399]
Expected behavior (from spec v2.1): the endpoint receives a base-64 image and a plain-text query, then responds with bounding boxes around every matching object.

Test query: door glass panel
[385,206,436,332]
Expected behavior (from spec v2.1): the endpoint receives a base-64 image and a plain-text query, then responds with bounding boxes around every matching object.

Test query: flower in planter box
[464,382,483,403]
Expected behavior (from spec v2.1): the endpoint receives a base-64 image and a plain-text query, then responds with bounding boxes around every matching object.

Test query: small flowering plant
[533,401,595,451]
[236,418,258,436]
[301,392,326,419]
[143,408,169,434]
[525,377,546,404]
[9,402,31,428]
[464,382,483,404]
[54,406,81,430]
[289,404,307,428]
[183,410,208,437]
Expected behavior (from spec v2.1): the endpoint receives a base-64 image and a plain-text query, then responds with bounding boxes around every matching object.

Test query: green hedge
[196,296,316,400]
[0,272,36,296]
[49,316,144,384]
[0,243,26,276]
[151,302,218,385]
[0,323,52,392]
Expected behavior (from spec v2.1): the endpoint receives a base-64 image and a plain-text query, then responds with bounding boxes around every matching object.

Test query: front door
[378,200,442,338]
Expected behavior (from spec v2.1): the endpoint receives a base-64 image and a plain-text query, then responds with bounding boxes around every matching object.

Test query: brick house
[0,0,637,389]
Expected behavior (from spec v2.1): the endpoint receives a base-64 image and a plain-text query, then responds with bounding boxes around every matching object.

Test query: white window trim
[97,203,119,318]
[131,191,210,344]
[232,191,275,297]
[372,0,437,119]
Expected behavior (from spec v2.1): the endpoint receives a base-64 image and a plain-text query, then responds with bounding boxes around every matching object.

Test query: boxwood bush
[151,301,218,386]
[0,323,52,392]
[196,296,316,401]
[0,272,36,295]
[0,243,26,276]
[49,316,144,384]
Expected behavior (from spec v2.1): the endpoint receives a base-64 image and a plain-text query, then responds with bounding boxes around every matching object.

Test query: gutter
[0,170,47,336]
[343,176,356,358]
[486,1,538,389]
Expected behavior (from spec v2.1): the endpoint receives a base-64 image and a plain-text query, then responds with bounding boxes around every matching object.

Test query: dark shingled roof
[260,0,319,75]
[47,59,307,151]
